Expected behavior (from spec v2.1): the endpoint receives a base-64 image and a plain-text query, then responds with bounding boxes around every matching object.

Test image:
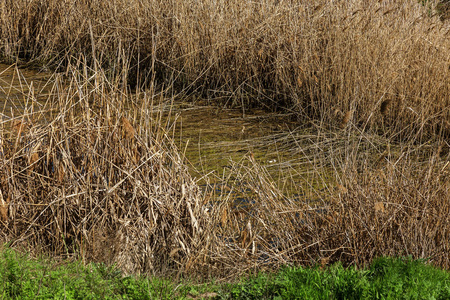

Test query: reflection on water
[170,104,299,179]
[170,103,333,200]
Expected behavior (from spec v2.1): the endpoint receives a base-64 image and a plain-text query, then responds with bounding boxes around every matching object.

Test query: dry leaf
[320,257,330,269]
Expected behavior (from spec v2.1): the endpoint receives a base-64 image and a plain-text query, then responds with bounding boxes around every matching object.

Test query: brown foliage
[207,151,450,275]
[1,0,450,278]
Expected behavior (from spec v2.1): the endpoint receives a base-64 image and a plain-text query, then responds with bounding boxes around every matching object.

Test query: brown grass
[0,66,213,276]
[203,134,450,275]
[1,0,450,279]
[1,0,449,140]
[0,62,450,279]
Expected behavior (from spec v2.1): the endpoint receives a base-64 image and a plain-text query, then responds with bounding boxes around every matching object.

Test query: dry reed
[0,66,213,276]
[205,136,450,276]
[0,63,450,279]
[0,0,449,141]
[1,0,450,279]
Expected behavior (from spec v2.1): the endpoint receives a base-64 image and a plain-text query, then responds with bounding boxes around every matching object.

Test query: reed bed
[0,62,450,278]
[0,65,213,276]
[1,0,449,141]
[1,0,450,279]
[207,137,450,276]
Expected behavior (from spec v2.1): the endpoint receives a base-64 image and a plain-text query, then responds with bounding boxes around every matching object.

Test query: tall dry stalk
[203,130,450,276]
[0,0,449,141]
[0,65,213,276]
[1,0,450,278]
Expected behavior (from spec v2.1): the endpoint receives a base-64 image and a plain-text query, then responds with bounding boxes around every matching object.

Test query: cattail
[220,207,228,227]
[340,110,352,129]
[380,100,391,115]
[121,116,135,140]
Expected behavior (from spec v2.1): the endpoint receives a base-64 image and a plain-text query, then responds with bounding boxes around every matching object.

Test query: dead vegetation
[0,63,449,279]
[1,0,449,140]
[206,140,450,275]
[189,121,450,276]
[0,66,213,276]
[0,0,450,279]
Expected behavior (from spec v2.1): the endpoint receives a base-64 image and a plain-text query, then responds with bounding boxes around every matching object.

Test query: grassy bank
[1,0,450,140]
[1,247,450,299]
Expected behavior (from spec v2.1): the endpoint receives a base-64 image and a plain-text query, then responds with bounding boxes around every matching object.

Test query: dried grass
[0,63,450,279]
[0,67,212,276]
[0,0,449,141]
[205,144,450,276]
[1,0,450,279]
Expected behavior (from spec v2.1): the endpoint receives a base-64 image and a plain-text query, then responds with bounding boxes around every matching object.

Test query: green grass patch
[1,247,450,299]
[219,257,450,300]
[0,248,193,300]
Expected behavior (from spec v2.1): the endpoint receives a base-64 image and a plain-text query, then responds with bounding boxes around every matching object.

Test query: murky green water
[172,105,294,172]
[167,102,339,200]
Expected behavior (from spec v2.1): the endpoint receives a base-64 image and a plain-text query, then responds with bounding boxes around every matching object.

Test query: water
[0,63,337,258]
[0,63,53,121]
